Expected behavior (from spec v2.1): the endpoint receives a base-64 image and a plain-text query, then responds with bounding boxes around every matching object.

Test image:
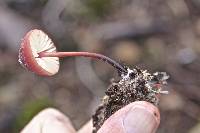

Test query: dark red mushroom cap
[19,29,60,76]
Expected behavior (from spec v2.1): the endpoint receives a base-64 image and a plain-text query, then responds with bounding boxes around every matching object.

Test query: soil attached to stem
[92,67,169,133]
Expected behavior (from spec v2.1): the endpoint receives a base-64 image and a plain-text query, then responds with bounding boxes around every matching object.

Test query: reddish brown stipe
[19,29,127,76]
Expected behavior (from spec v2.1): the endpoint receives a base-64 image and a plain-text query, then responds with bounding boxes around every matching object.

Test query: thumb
[98,101,160,133]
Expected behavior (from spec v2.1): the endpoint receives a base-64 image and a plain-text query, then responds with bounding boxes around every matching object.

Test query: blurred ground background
[0,0,200,133]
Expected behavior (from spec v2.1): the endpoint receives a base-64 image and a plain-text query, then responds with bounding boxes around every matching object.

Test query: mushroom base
[92,67,169,133]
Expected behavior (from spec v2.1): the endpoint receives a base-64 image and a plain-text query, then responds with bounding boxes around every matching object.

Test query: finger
[98,101,160,133]
[77,119,93,133]
[21,108,76,133]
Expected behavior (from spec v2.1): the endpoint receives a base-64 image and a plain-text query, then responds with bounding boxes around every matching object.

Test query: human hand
[21,101,160,133]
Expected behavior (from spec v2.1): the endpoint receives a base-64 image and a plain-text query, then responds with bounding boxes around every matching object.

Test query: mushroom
[19,29,127,76]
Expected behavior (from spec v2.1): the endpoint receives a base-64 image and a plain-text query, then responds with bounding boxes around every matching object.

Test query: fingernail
[123,105,160,133]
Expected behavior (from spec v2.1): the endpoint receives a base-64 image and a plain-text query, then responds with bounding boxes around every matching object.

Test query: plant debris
[92,67,169,133]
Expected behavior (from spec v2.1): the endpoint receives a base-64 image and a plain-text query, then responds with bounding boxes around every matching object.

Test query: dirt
[92,66,169,132]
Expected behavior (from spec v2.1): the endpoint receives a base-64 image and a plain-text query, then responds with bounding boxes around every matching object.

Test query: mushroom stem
[38,51,127,73]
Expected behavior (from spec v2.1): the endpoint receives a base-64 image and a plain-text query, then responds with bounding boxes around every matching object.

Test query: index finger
[21,108,76,133]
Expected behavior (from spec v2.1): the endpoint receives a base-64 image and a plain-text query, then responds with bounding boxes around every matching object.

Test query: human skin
[21,101,160,133]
